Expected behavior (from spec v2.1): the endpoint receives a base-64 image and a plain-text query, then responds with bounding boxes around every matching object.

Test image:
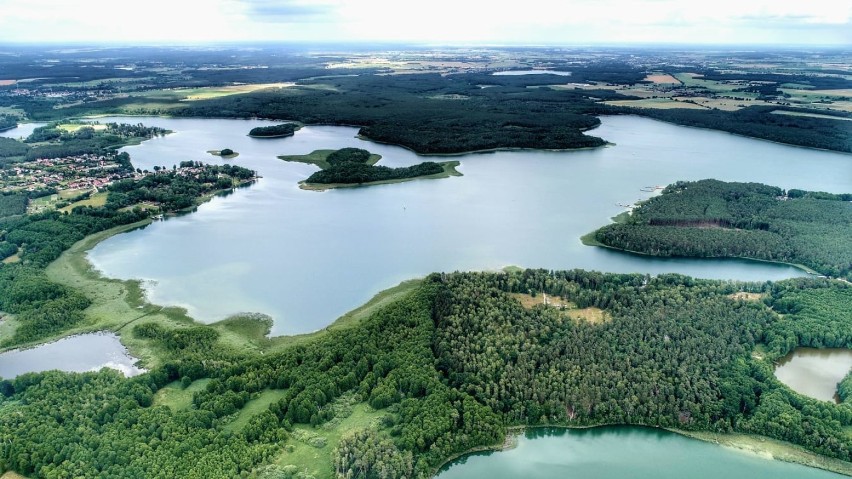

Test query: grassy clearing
[675,430,852,477]
[153,379,212,411]
[1,472,31,479]
[601,98,707,110]
[643,73,680,84]
[224,389,289,433]
[0,313,17,343]
[56,123,107,133]
[176,83,294,101]
[568,307,610,324]
[278,149,382,170]
[728,292,766,302]
[510,293,609,323]
[510,292,571,309]
[1,251,20,264]
[299,160,462,192]
[59,191,107,213]
[269,402,386,479]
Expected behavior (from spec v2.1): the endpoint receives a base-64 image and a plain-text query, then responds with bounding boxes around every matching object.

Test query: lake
[82,115,850,335]
[0,332,144,379]
[435,427,845,479]
[775,348,852,403]
[493,70,572,76]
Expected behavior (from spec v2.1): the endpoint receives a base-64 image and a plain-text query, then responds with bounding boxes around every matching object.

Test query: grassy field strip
[224,389,289,433]
[771,110,852,121]
[152,379,212,411]
[270,403,386,479]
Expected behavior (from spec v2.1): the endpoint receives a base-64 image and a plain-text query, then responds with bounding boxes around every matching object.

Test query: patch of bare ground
[510,292,571,309]
[567,307,610,324]
[728,292,765,302]
[643,73,680,84]
[510,293,610,324]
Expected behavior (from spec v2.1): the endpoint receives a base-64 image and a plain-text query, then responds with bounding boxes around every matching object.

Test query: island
[208,148,239,159]
[248,123,300,138]
[278,147,462,190]
[586,179,852,280]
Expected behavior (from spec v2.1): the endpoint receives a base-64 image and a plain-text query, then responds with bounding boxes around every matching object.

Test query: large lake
[436,427,845,479]
[84,115,851,335]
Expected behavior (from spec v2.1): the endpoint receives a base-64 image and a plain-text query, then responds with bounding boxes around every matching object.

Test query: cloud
[239,0,338,22]
[0,0,847,44]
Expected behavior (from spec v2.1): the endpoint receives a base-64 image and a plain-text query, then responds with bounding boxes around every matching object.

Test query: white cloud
[0,0,848,44]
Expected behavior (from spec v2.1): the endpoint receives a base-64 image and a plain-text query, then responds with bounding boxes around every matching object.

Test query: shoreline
[582,231,819,276]
[432,424,852,477]
[610,113,852,156]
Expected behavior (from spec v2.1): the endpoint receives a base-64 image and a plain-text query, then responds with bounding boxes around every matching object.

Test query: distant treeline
[696,69,852,91]
[594,179,852,279]
[171,73,616,154]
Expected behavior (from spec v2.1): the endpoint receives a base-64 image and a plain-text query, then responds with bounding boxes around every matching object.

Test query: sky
[0,0,849,46]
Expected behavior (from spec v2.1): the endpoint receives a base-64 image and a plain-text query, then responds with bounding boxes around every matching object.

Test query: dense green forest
[2,269,850,478]
[0,115,16,131]
[0,163,255,346]
[172,73,613,154]
[248,123,298,138]
[593,180,852,279]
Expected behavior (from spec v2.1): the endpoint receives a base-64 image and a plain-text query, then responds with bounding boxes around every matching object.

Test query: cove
[85,115,851,335]
[775,348,852,403]
[0,333,144,379]
[435,427,846,479]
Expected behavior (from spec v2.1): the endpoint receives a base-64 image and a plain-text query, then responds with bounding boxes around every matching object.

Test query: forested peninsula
[590,179,852,280]
[2,269,851,478]
[279,148,461,190]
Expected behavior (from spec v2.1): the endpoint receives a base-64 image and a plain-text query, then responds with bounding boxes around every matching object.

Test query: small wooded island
[278,147,461,191]
[248,123,300,138]
[588,179,852,280]
[208,148,239,159]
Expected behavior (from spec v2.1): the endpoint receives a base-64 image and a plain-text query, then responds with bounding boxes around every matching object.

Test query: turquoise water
[436,427,845,479]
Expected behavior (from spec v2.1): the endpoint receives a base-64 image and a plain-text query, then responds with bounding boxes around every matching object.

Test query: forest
[170,73,614,154]
[593,179,852,280]
[1,270,850,478]
[0,163,255,346]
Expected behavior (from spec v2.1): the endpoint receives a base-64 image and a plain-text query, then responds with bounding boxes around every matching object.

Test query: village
[0,152,137,194]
